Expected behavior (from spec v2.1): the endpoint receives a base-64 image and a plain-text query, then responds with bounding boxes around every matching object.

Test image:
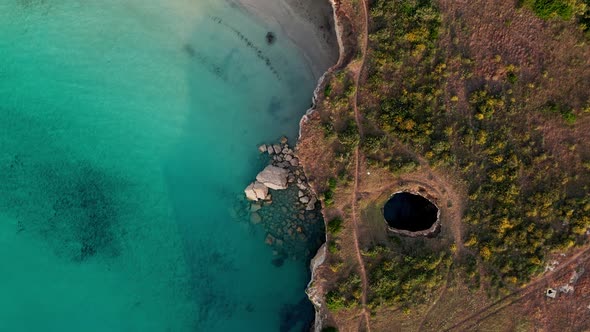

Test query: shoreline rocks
[244,181,269,201]
[256,165,289,190]
[242,136,324,262]
[245,137,318,209]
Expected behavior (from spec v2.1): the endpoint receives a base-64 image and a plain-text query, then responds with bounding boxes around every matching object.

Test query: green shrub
[328,177,338,190]
[325,290,347,311]
[562,110,577,124]
[324,83,332,97]
[323,190,334,207]
[327,217,344,234]
[507,71,518,84]
[328,241,340,254]
[520,0,575,20]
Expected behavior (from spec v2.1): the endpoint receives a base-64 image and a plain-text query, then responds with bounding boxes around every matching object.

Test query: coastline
[231,0,346,329]
[299,0,354,139]
[228,0,590,329]
[299,0,349,330]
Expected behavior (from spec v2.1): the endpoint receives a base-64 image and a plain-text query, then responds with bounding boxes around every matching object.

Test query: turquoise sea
[0,1,323,331]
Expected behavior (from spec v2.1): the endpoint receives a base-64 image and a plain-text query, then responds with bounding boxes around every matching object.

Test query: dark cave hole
[383,192,438,232]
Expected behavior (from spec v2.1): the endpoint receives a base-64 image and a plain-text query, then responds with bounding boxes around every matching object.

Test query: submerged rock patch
[238,136,325,262]
[0,156,124,262]
[266,31,276,44]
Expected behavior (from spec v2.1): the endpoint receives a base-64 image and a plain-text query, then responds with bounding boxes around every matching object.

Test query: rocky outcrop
[244,181,269,201]
[256,165,289,190]
[244,137,325,325]
[244,137,317,205]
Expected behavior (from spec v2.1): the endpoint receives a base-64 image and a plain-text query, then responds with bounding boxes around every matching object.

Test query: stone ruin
[545,267,585,299]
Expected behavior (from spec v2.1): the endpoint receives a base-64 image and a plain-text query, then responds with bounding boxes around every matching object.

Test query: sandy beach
[228,0,339,79]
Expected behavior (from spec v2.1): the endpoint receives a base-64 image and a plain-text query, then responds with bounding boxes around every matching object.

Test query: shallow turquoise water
[0,1,320,331]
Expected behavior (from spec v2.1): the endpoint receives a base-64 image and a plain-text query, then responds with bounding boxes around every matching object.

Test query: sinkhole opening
[383,192,439,232]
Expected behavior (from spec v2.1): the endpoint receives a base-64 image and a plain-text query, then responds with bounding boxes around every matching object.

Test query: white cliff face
[306,243,327,332]
[256,165,289,190]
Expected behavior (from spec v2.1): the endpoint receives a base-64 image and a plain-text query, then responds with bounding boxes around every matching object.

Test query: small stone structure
[545,260,559,272]
[569,268,585,284]
[545,288,557,299]
[559,284,574,294]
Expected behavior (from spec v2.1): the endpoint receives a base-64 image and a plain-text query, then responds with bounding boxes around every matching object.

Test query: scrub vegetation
[358,0,590,293]
[298,0,590,329]
[519,0,590,36]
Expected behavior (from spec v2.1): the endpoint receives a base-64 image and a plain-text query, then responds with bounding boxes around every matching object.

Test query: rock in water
[244,183,257,201]
[250,203,262,212]
[250,212,262,224]
[244,181,269,201]
[266,31,276,45]
[273,144,282,154]
[271,257,284,267]
[256,165,289,190]
[306,197,317,211]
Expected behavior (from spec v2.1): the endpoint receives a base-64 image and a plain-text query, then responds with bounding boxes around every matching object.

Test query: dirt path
[443,246,590,331]
[350,149,371,331]
[348,0,371,329]
[416,264,452,331]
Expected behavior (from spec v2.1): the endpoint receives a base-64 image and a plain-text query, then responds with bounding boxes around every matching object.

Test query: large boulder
[272,144,282,154]
[256,165,289,190]
[306,196,318,211]
[244,181,269,201]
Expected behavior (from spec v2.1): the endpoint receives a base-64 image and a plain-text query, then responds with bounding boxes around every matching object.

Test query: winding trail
[348,0,371,329]
[343,0,464,328]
